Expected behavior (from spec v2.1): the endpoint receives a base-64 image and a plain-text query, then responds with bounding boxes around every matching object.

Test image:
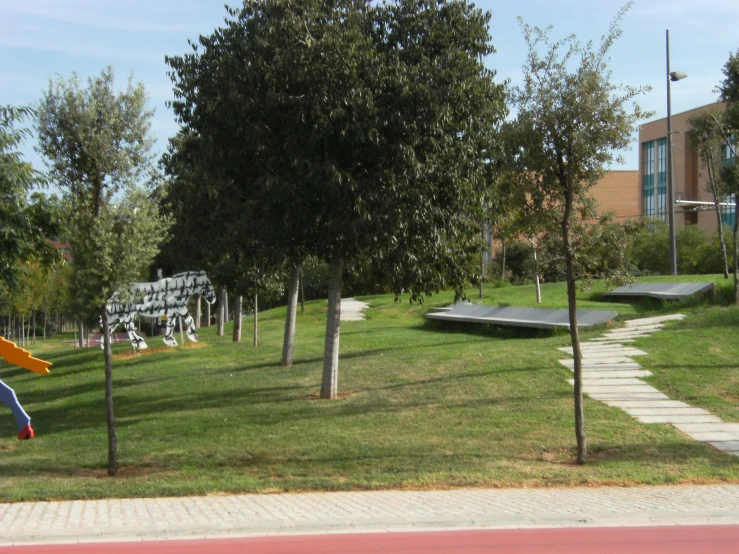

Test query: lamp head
[670,71,688,82]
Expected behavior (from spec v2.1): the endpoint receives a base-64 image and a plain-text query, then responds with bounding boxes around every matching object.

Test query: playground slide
[0,337,52,374]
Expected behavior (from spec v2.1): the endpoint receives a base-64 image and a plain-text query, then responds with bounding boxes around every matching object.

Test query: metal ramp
[425,303,617,330]
[602,282,714,300]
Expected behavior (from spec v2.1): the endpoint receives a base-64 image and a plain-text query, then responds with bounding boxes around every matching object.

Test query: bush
[630,219,733,275]
[490,241,536,284]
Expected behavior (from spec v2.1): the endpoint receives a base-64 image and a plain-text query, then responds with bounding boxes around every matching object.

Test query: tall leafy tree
[166,0,506,398]
[688,110,730,279]
[0,106,60,288]
[508,6,650,463]
[157,130,286,346]
[36,67,171,476]
[717,50,739,302]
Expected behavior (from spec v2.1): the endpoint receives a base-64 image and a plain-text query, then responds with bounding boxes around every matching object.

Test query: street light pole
[666,29,677,275]
[665,30,687,276]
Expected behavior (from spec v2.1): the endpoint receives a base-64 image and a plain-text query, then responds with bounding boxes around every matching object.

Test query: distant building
[638,101,734,233]
[588,170,639,222]
[48,240,73,262]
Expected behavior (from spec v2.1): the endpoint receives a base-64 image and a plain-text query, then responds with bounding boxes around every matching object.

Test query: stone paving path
[3,485,739,545]
[340,298,369,321]
[559,314,739,457]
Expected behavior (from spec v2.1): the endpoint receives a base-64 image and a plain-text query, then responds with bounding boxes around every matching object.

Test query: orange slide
[0,337,52,374]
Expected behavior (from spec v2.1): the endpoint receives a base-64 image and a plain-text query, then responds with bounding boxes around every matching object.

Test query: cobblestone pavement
[2,484,739,545]
[560,315,739,457]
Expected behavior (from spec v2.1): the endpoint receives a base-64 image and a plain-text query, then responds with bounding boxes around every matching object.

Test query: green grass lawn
[0,275,737,501]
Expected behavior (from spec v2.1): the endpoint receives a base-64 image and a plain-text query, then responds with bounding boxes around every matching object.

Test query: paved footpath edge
[3,485,739,546]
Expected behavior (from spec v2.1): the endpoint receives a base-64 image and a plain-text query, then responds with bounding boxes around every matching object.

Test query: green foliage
[630,220,732,275]
[165,0,507,301]
[718,49,739,135]
[36,67,169,309]
[0,106,60,288]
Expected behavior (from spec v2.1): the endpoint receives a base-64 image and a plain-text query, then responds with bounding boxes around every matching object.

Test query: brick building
[638,101,735,233]
[588,170,639,222]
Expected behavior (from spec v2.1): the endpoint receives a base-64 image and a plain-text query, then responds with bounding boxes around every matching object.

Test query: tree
[717,50,739,303]
[508,5,650,464]
[688,110,730,278]
[156,130,287,349]
[166,0,507,398]
[36,67,171,476]
[0,106,60,289]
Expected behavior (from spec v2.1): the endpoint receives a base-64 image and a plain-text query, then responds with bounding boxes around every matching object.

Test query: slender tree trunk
[204,300,211,328]
[479,250,485,299]
[734,197,739,305]
[217,289,225,337]
[299,267,305,314]
[194,294,202,329]
[233,295,242,342]
[500,238,506,281]
[21,313,25,348]
[706,154,730,279]
[320,257,343,400]
[534,250,542,303]
[78,319,84,348]
[253,292,258,347]
[224,289,229,323]
[101,307,117,476]
[563,176,587,465]
[32,310,36,344]
[281,264,301,366]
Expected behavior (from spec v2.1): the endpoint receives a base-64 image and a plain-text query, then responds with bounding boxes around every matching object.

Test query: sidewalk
[3,484,739,545]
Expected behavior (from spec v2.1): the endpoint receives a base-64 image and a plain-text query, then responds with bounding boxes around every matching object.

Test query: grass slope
[0,275,737,501]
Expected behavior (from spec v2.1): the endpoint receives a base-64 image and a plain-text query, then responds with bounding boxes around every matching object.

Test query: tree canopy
[165,0,507,398]
[507,4,650,463]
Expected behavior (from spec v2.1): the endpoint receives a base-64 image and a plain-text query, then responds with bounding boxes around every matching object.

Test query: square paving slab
[559,356,640,366]
[559,362,644,371]
[425,304,617,330]
[636,414,723,424]
[558,347,648,357]
[581,370,653,379]
[602,400,692,409]
[603,282,715,300]
[624,314,686,325]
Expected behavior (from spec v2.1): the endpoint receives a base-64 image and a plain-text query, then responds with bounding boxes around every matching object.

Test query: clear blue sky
[2,0,737,174]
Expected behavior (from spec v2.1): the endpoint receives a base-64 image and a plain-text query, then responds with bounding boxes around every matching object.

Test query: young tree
[688,110,730,278]
[36,67,170,476]
[508,6,650,464]
[717,50,739,302]
[166,0,506,398]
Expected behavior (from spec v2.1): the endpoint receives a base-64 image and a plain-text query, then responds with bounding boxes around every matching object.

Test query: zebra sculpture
[101,271,217,351]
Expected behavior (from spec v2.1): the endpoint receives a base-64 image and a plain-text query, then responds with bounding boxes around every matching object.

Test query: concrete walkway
[340,298,369,321]
[560,314,739,457]
[3,484,739,545]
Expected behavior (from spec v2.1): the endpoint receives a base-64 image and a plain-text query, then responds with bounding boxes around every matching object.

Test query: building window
[642,141,655,217]
[657,138,667,221]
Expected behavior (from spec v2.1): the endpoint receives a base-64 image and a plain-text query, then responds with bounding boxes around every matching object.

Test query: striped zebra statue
[101,271,217,351]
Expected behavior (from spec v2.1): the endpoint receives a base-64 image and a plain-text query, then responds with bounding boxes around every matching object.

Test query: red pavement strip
[3,526,739,553]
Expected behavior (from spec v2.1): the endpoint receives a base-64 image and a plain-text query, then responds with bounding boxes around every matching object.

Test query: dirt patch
[113,341,210,360]
[304,391,357,400]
